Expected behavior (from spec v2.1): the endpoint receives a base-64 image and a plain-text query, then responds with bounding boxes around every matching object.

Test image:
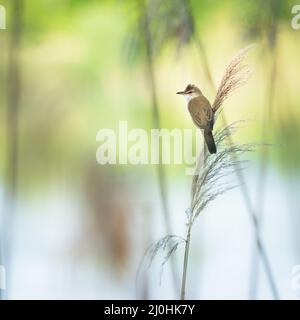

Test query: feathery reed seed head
[212,45,253,113]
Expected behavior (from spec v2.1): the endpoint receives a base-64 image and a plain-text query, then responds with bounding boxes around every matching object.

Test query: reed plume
[141,121,255,298]
[212,46,252,113]
[180,121,255,299]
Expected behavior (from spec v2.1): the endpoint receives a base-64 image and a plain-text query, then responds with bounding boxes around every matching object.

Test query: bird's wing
[188,96,214,130]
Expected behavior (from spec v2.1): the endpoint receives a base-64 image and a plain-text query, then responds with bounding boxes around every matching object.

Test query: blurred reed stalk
[1,0,23,300]
[249,0,279,300]
[140,0,180,294]
[182,0,279,299]
[182,0,215,92]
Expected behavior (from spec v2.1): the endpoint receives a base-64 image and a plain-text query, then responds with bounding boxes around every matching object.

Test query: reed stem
[180,220,192,300]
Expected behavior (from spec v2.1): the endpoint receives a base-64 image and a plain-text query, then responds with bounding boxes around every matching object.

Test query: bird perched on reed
[177,46,251,154]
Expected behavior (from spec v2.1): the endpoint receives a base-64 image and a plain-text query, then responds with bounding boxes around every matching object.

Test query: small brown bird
[177,46,252,154]
[177,84,216,154]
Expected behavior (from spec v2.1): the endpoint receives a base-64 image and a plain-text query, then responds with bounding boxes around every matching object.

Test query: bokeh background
[0,0,300,299]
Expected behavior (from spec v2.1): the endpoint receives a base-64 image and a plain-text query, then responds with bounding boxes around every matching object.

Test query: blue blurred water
[1,166,299,299]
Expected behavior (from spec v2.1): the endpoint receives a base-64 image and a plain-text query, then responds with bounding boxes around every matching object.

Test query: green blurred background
[0,0,300,299]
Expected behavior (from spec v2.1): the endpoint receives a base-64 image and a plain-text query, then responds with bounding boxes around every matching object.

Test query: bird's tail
[204,129,217,154]
[212,45,253,113]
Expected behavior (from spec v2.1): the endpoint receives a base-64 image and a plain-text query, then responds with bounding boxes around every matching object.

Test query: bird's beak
[176,91,185,95]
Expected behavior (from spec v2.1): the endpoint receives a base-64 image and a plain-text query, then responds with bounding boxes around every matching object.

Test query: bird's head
[176,84,202,102]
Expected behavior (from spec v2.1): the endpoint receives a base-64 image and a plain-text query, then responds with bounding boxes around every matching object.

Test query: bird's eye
[187,91,193,94]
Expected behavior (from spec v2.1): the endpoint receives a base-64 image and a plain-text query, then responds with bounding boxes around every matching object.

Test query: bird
[177,84,216,154]
[177,46,252,154]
